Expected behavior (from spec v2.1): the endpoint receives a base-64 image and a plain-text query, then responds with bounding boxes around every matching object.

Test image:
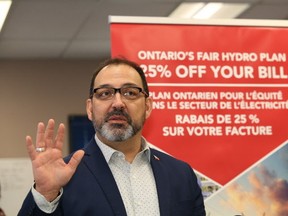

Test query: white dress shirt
[32,135,160,215]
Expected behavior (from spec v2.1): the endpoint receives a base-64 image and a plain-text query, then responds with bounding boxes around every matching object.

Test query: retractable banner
[110,16,288,215]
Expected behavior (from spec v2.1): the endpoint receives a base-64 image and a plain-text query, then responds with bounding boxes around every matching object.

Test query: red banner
[110,17,288,202]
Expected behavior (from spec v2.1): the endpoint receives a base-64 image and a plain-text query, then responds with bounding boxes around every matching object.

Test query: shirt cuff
[31,185,63,213]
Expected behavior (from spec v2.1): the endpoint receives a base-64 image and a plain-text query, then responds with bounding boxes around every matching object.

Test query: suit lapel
[150,149,171,216]
[82,139,127,216]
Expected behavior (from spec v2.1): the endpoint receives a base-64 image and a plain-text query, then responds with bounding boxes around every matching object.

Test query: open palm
[26,119,84,201]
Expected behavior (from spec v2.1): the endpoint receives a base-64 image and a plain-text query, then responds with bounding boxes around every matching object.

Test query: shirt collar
[94,134,151,163]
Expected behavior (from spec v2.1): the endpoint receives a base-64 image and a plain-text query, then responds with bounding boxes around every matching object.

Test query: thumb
[68,150,85,171]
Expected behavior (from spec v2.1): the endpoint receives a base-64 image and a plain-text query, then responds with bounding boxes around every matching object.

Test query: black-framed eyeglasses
[92,86,148,100]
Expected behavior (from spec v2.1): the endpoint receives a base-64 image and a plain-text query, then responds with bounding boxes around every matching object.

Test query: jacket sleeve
[17,190,62,216]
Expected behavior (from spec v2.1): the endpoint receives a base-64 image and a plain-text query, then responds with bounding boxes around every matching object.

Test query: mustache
[104,109,132,124]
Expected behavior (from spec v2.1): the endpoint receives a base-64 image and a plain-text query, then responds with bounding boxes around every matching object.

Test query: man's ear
[145,97,153,120]
[86,99,93,121]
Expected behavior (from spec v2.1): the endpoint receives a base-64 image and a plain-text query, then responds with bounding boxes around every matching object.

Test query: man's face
[86,64,152,143]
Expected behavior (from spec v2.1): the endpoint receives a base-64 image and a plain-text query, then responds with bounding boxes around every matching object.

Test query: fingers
[27,119,65,153]
[35,121,46,149]
[54,123,65,150]
[68,150,85,171]
[26,135,37,160]
[44,119,56,148]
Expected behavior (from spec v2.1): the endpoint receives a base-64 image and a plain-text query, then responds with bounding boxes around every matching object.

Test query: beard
[92,108,145,142]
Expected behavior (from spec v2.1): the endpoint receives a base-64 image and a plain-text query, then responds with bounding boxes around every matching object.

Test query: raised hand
[26,119,84,201]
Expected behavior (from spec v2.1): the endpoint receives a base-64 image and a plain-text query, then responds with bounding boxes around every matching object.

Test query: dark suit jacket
[18,139,206,216]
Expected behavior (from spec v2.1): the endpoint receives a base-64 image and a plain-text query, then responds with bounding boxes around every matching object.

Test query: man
[18,57,206,215]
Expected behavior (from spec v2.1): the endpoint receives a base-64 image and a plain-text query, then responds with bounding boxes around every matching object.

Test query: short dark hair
[89,57,149,98]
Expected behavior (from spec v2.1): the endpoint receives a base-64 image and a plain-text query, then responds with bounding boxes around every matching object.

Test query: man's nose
[111,92,125,108]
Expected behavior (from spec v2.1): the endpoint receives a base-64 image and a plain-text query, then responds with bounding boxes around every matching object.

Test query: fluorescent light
[169,3,205,18]
[169,2,250,19]
[0,0,12,32]
[193,3,223,19]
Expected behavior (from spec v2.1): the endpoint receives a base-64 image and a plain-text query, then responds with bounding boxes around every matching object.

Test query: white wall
[0,158,33,216]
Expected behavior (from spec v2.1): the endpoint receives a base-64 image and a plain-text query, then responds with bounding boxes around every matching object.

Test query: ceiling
[0,0,288,60]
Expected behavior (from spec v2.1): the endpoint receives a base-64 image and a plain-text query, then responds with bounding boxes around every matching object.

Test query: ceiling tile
[240,4,288,19]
